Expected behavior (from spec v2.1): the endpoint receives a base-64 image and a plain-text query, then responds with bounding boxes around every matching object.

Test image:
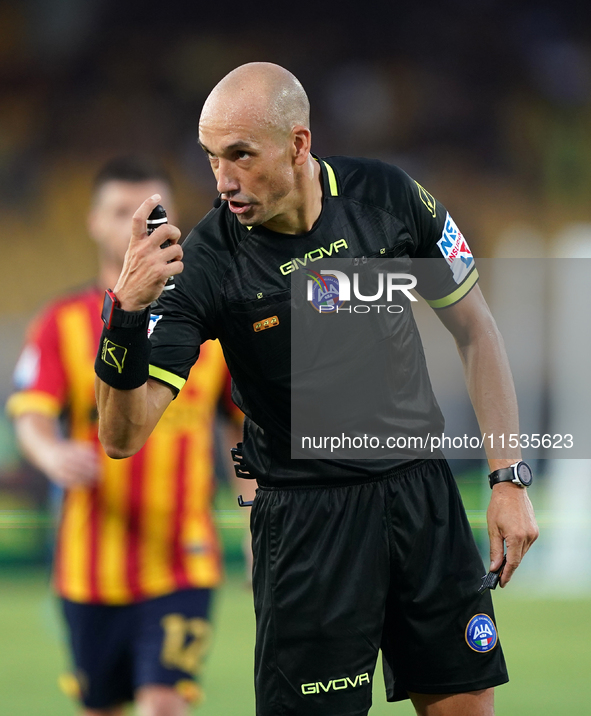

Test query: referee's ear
[292,126,312,165]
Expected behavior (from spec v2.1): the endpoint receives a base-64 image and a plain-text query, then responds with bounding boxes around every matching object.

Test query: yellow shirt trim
[425,269,479,309]
[322,160,339,196]
[149,365,187,392]
[6,390,61,418]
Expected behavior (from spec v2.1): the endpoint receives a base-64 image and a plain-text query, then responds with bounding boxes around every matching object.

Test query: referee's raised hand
[113,194,183,311]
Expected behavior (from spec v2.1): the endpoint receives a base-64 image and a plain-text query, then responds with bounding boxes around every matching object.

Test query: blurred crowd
[2,2,591,308]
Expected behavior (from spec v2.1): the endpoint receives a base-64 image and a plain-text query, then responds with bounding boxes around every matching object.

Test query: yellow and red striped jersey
[7,285,237,604]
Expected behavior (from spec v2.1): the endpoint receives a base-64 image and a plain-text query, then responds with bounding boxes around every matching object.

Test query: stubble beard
[250,176,295,228]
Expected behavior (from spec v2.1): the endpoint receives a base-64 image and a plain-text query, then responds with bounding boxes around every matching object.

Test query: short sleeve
[148,229,223,395]
[6,306,67,418]
[402,174,479,309]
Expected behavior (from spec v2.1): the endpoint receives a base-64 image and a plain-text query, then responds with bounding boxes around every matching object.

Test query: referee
[95,63,539,716]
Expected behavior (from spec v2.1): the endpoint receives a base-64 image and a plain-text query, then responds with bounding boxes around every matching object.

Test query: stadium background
[0,1,589,713]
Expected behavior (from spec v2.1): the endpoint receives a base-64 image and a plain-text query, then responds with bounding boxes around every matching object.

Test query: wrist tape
[94,315,151,390]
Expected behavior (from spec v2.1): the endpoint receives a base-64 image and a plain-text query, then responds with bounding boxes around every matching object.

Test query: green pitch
[0,569,587,715]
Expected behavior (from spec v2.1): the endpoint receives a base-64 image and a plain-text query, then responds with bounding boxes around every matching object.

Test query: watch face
[516,462,533,487]
[101,292,116,328]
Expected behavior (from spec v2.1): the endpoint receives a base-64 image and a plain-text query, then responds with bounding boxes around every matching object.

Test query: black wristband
[94,313,151,390]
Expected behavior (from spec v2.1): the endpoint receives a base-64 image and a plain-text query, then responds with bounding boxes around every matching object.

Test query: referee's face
[199,115,300,229]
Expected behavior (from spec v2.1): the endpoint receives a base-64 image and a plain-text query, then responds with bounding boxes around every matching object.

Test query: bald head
[198,63,319,232]
[200,62,310,137]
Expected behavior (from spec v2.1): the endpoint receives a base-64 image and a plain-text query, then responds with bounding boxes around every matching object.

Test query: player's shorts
[60,588,212,710]
[250,459,508,716]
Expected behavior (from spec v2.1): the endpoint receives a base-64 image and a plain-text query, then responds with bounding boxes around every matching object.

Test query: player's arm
[436,285,539,587]
[95,194,183,459]
[8,303,100,486]
[14,412,99,487]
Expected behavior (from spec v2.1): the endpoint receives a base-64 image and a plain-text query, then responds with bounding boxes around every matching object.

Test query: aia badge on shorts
[465,614,498,653]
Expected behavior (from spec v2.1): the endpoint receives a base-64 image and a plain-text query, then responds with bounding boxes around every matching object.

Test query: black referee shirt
[148,156,478,486]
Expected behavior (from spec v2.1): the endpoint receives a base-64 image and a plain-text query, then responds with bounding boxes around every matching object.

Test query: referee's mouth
[227,199,254,215]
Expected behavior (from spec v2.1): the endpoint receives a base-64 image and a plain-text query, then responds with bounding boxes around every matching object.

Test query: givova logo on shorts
[465,614,498,653]
[301,672,370,694]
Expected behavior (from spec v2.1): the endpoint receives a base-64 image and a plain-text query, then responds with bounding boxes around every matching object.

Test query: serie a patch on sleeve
[465,614,498,653]
[147,314,163,337]
[437,213,474,284]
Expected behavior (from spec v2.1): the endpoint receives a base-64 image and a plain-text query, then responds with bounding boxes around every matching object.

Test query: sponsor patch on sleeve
[437,213,474,284]
[147,314,163,338]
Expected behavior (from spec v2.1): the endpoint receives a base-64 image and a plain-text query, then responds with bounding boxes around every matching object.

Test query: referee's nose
[216,159,240,197]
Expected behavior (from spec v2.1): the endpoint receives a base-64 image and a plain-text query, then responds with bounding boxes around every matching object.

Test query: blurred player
[7,156,248,716]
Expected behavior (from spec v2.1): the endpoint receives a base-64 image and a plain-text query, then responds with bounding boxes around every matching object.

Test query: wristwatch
[101,289,149,329]
[488,461,533,489]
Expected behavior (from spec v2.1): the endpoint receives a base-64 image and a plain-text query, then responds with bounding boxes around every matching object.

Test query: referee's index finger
[131,194,162,239]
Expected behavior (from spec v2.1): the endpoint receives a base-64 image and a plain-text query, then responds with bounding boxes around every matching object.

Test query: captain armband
[94,316,152,390]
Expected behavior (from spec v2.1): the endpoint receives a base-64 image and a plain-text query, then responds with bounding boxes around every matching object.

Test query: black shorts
[250,459,508,716]
[61,588,212,709]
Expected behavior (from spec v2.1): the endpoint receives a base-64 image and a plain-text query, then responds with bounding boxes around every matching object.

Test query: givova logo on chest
[279,239,349,275]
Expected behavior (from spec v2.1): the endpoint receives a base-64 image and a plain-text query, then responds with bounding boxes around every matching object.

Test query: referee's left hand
[487,482,539,588]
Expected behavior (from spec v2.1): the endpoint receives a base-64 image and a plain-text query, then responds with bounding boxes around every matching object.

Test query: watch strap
[111,305,150,329]
[102,289,150,329]
[488,467,517,489]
